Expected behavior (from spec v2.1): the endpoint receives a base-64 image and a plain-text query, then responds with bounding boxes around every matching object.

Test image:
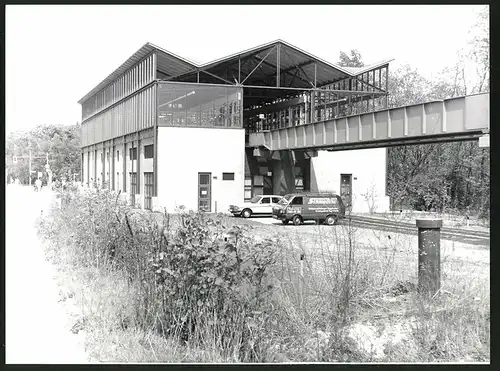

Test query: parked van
[272,192,346,225]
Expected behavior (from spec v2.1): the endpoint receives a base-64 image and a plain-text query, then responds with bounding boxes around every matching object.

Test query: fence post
[416,219,442,296]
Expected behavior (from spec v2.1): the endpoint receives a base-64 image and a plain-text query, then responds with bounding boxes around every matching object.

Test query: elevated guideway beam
[247,93,489,151]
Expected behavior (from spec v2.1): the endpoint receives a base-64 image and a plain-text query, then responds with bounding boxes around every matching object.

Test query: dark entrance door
[198,172,211,212]
[340,174,352,208]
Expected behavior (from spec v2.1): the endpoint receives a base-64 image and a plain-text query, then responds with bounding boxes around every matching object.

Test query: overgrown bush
[38,186,278,361]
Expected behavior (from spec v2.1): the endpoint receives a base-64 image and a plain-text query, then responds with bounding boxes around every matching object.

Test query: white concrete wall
[310,148,390,213]
[157,127,245,213]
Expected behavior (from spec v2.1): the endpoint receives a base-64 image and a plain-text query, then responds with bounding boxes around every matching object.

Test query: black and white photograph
[5,4,490,364]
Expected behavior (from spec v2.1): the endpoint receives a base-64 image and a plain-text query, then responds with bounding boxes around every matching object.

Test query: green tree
[338,49,364,67]
[6,123,81,185]
[386,7,489,217]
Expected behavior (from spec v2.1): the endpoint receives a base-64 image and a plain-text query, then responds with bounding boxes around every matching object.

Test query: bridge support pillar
[416,219,442,297]
[272,150,296,195]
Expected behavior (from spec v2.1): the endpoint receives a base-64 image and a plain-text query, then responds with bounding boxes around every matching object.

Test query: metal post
[112,139,115,190]
[310,90,315,123]
[29,149,32,187]
[314,63,317,88]
[137,135,141,208]
[416,219,442,296]
[123,139,126,193]
[238,57,241,83]
[276,43,281,87]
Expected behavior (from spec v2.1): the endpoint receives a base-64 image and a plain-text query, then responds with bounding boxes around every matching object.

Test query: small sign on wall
[201,190,208,195]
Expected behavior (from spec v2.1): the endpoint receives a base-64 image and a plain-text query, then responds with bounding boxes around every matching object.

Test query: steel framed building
[79,40,392,212]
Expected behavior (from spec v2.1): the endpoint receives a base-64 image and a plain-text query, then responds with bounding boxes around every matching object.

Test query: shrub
[38,186,279,361]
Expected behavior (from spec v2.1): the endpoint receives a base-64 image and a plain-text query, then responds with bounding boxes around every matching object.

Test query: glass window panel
[144,145,154,159]
[199,173,210,185]
[157,82,242,128]
[244,190,252,199]
[244,176,252,186]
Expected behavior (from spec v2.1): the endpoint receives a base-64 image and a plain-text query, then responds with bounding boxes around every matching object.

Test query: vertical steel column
[276,44,281,87]
[304,93,309,125]
[314,63,317,88]
[94,147,97,185]
[102,143,106,187]
[81,151,84,185]
[137,132,141,206]
[416,219,442,296]
[310,90,315,123]
[238,57,241,83]
[336,93,340,117]
[111,139,115,190]
[87,149,90,185]
[153,83,158,197]
[123,136,126,192]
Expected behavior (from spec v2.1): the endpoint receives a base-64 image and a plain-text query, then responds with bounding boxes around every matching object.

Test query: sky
[5,5,487,135]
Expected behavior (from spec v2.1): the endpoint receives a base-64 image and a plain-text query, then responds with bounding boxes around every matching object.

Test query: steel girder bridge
[248,92,490,154]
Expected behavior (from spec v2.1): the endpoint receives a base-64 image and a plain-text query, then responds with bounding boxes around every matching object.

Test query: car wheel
[292,215,303,225]
[282,220,289,225]
[242,209,252,218]
[325,215,338,226]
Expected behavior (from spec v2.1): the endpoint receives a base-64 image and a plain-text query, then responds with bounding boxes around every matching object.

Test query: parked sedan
[229,195,283,218]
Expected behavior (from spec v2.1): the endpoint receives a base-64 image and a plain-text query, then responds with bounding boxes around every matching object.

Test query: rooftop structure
[78,40,393,213]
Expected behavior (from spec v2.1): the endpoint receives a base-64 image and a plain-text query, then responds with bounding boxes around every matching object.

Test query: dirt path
[5,185,92,363]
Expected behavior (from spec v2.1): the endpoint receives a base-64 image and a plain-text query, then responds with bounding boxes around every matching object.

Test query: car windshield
[250,196,261,204]
[278,194,294,206]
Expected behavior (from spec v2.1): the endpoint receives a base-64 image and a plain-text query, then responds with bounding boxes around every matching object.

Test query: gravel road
[5,185,92,364]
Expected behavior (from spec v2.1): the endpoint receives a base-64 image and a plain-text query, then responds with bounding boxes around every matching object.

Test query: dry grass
[38,190,490,363]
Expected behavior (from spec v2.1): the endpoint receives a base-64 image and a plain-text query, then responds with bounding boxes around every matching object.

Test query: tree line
[338,7,489,218]
[6,123,81,185]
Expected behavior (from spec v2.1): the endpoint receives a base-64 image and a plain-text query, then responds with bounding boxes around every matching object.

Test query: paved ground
[5,185,91,364]
[241,215,489,273]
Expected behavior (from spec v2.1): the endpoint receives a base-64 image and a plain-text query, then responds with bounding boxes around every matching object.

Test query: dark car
[272,192,346,225]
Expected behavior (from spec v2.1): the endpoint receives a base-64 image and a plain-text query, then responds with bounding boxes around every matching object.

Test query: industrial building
[79,40,392,213]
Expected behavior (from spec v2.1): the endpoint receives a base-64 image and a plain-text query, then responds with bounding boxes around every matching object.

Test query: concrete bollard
[416,219,442,296]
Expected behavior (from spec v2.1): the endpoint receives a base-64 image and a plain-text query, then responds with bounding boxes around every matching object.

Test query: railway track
[346,215,489,246]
